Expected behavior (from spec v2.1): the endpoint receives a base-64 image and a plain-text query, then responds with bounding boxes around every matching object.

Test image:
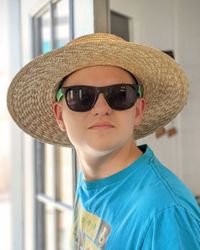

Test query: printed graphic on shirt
[73,201,111,249]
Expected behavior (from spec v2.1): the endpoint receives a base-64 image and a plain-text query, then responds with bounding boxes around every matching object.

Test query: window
[32,1,76,249]
[110,11,132,41]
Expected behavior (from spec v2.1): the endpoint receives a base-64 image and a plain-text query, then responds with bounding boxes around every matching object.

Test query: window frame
[29,0,111,249]
[31,1,76,249]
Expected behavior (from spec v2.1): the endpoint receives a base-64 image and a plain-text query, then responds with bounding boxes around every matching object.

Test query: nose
[90,94,112,116]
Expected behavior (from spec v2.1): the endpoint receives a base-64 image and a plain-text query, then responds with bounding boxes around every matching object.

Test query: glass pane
[111,11,130,41]
[74,0,94,37]
[58,147,74,205]
[45,204,56,250]
[57,209,73,250]
[44,144,55,198]
[54,0,71,48]
[41,10,52,53]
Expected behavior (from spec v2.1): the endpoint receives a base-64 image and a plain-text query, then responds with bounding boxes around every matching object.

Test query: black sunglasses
[56,83,143,112]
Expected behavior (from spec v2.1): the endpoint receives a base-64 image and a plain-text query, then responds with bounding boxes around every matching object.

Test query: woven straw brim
[7,33,189,147]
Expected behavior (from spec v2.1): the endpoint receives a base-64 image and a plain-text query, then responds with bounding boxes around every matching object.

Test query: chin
[85,141,121,156]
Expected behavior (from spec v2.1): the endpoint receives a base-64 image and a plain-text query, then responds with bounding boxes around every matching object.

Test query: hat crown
[67,33,125,47]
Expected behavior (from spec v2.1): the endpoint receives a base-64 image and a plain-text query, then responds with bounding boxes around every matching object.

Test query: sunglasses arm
[138,85,144,97]
[56,88,64,102]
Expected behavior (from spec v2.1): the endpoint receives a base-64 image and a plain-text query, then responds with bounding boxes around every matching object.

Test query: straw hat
[7,33,189,147]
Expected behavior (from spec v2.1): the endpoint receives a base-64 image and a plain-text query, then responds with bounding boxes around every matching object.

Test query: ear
[134,98,146,127]
[52,102,66,132]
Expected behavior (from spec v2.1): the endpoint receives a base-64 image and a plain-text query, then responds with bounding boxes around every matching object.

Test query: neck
[76,140,143,181]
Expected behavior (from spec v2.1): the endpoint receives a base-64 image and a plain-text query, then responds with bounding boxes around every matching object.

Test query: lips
[88,122,115,129]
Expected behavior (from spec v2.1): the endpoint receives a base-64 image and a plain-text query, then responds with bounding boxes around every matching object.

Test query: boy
[7,33,200,249]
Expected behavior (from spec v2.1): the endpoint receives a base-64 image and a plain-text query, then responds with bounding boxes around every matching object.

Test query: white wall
[175,0,200,195]
[110,0,200,195]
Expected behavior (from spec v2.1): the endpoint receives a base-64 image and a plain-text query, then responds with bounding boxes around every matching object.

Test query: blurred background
[0,0,200,249]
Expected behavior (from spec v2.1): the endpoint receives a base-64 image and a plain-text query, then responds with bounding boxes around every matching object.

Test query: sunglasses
[56,83,143,112]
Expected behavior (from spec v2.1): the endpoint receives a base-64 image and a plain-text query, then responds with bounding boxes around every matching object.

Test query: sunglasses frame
[56,83,143,111]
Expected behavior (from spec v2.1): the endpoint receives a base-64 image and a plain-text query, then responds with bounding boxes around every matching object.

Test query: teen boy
[7,33,200,249]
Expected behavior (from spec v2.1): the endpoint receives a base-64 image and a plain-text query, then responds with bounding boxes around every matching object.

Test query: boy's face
[53,66,146,155]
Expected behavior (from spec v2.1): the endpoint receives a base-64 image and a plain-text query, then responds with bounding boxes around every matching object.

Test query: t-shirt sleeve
[141,206,200,250]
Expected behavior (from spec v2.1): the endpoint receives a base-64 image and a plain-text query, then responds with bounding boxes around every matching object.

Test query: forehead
[62,65,136,86]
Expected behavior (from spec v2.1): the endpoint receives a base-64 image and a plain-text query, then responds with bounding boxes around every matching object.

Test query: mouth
[88,122,115,130]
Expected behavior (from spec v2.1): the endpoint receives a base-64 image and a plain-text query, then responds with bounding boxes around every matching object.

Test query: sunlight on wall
[0,1,11,250]
[0,0,10,197]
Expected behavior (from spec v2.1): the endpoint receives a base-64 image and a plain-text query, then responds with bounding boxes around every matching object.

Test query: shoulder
[134,145,200,219]
[141,205,200,249]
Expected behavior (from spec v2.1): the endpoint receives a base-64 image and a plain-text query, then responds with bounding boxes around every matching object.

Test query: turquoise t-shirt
[72,145,200,249]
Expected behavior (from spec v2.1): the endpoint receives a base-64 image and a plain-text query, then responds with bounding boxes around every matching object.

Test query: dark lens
[66,86,96,112]
[106,85,138,110]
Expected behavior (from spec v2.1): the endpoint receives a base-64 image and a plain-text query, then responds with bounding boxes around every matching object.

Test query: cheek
[118,111,135,134]
[125,107,142,129]
[62,110,86,144]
